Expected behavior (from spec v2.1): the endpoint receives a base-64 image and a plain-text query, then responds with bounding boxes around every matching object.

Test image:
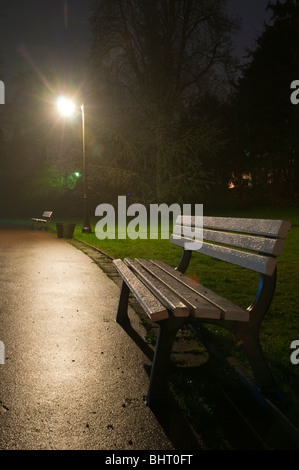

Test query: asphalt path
[0,224,199,451]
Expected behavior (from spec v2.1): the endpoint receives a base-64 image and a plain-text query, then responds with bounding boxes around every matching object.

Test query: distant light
[56,96,75,117]
[67,171,81,189]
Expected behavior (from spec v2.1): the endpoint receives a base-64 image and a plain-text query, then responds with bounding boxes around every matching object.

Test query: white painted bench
[31,211,53,230]
[113,216,291,407]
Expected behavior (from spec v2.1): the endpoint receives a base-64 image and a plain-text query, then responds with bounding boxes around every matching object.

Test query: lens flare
[56,96,75,116]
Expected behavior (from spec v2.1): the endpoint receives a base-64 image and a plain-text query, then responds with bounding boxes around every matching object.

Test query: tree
[232,0,299,200]
[89,0,238,115]
[87,0,239,203]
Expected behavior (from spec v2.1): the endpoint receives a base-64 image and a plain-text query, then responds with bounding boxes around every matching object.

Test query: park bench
[31,211,53,230]
[113,215,291,407]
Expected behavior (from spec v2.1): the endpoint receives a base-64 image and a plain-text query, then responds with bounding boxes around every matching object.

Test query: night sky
[0,0,272,101]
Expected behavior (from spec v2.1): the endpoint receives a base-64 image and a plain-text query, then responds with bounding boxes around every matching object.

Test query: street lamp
[56,96,92,233]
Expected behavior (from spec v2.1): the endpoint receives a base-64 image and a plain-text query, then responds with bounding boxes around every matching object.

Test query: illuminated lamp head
[56,96,75,117]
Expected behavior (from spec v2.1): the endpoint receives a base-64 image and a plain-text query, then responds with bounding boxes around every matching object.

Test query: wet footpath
[0,224,200,452]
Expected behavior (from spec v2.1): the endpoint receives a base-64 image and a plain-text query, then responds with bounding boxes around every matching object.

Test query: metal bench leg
[115,281,130,328]
[239,332,277,393]
[239,272,278,395]
[212,318,278,395]
[146,317,186,407]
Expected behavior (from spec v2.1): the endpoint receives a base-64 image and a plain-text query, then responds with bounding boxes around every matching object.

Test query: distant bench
[113,216,291,407]
[31,211,53,230]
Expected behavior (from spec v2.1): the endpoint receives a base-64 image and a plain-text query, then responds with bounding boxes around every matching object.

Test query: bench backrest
[171,216,291,277]
[42,211,53,219]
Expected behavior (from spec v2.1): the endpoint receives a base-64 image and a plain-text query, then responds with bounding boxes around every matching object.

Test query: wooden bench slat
[113,259,169,322]
[150,260,250,322]
[135,258,221,320]
[176,216,291,239]
[174,225,284,256]
[170,235,277,276]
[42,211,53,218]
[124,258,190,317]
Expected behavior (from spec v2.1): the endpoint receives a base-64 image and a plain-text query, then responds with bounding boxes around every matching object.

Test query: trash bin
[62,223,76,239]
[56,223,64,238]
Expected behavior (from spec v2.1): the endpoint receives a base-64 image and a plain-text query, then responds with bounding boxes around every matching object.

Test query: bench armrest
[176,249,192,273]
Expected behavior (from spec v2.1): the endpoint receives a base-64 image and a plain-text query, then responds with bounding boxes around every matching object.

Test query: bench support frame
[116,280,186,406]
[116,281,131,329]
[178,249,278,394]
[147,317,186,406]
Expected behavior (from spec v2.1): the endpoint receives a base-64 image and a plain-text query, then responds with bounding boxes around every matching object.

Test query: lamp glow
[56,96,75,116]
[54,94,92,233]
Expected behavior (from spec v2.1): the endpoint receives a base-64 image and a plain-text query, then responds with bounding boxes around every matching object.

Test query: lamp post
[56,96,92,233]
[80,102,92,233]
